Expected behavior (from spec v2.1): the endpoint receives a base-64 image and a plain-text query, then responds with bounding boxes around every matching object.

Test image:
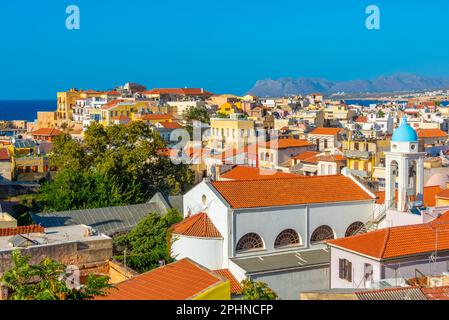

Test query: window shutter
[347,261,352,282]
[339,259,344,279]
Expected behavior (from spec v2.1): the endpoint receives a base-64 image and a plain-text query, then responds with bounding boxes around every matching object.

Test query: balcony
[344,150,373,160]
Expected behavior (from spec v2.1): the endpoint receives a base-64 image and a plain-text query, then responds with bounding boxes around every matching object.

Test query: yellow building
[217,101,243,116]
[57,89,107,123]
[100,101,151,126]
[343,138,390,179]
[209,117,255,152]
[7,140,51,181]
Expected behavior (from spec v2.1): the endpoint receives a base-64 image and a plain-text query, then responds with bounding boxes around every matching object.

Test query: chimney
[158,260,166,267]
[201,88,204,93]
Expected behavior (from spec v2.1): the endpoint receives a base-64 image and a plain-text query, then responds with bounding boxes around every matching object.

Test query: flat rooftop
[0,224,110,252]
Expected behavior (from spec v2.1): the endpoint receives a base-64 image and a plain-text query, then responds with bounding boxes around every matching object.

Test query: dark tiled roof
[31,203,166,236]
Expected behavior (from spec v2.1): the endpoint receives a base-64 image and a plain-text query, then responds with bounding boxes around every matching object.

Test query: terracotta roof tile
[328,210,449,259]
[172,213,222,238]
[416,129,448,138]
[213,269,242,294]
[0,148,10,161]
[159,121,182,129]
[421,286,449,300]
[32,128,63,136]
[220,166,300,181]
[0,225,44,237]
[143,88,213,96]
[142,114,173,121]
[309,127,343,135]
[211,175,374,209]
[292,151,321,161]
[96,258,225,300]
[259,138,315,149]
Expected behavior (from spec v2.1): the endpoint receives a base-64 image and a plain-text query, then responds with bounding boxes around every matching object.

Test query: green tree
[183,106,210,124]
[241,279,278,300]
[1,251,112,300]
[113,209,182,273]
[183,106,210,138]
[39,122,194,212]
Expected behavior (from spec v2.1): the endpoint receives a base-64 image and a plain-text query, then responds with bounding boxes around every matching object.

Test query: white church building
[171,173,377,299]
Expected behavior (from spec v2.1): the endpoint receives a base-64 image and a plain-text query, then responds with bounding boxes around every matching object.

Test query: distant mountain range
[247,73,449,97]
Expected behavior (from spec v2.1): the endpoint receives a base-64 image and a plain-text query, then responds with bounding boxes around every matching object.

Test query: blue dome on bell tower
[392,116,418,142]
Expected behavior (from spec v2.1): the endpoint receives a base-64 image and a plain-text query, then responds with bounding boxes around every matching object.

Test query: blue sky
[1,0,449,99]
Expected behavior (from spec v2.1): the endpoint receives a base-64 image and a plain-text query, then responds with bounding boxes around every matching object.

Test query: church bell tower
[385,117,425,212]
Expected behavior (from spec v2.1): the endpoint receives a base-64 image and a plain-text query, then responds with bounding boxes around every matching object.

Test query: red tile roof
[328,210,449,259]
[159,121,182,129]
[0,148,10,161]
[436,189,449,199]
[211,175,374,209]
[220,166,300,181]
[316,154,346,163]
[105,91,120,95]
[309,127,343,135]
[32,128,63,136]
[416,129,448,138]
[172,213,222,238]
[213,269,242,294]
[141,114,173,121]
[259,138,315,149]
[143,88,213,96]
[0,225,45,237]
[421,286,449,300]
[96,258,225,300]
[375,186,442,207]
[292,151,321,161]
[355,116,368,123]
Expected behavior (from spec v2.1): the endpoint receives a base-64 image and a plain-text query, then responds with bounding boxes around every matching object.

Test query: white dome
[425,173,449,189]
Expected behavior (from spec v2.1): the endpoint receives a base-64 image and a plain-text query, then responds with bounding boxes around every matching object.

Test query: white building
[327,117,449,290]
[171,174,377,299]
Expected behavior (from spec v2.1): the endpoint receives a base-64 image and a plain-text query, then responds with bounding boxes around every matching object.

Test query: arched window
[345,222,364,237]
[236,233,264,252]
[274,229,300,248]
[310,225,334,244]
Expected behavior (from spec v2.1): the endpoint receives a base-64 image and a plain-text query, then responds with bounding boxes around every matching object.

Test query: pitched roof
[32,128,63,136]
[0,148,10,161]
[436,188,449,199]
[0,225,44,237]
[421,286,449,300]
[316,154,346,163]
[142,88,213,96]
[31,203,166,236]
[328,210,449,260]
[172,212,222,238]
[159,121,182,129]
[220,166,299,181]
[211,175,374,209]
[259,138,315,149]
[96,258,226,300]
[416,128,448,138]
[213,269,242,294]
[355,116,368,123]
[141,114,173,121]
[309,127,343,135]
[292,151,321,161]
[355,287,427,300]
[375,186,442,207]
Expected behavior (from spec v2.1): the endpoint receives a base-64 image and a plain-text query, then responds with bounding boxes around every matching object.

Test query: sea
[0,100,57,121]
[345,99,449,107]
